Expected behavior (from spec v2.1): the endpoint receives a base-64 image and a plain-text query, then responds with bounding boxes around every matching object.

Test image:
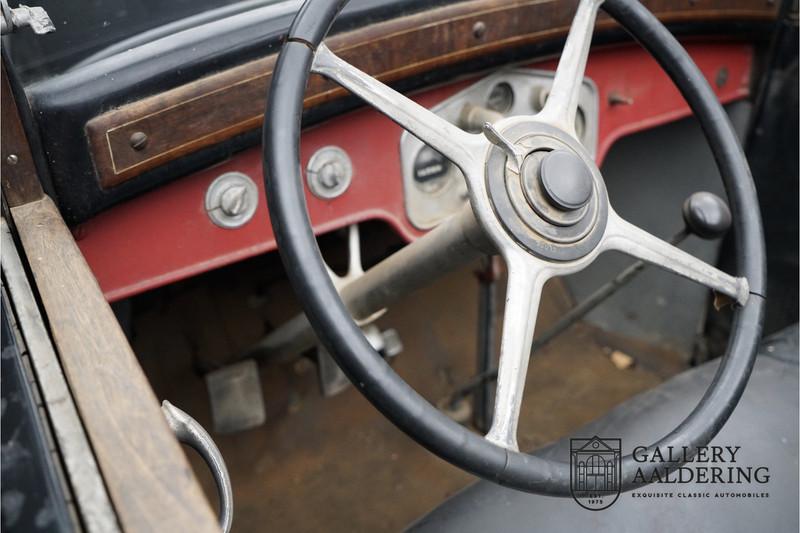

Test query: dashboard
[72,42,753,301]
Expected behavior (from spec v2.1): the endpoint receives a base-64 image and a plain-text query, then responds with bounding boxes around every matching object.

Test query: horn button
[485,122,609,261]
[520,150,592,228]
[538,150,593,210]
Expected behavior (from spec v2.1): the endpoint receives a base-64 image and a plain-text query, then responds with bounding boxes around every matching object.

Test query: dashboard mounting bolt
[472,20,487,39]
[205,172,259,229]
[129,131,149,151]
[306,146,353,199]
[6,154,19,165]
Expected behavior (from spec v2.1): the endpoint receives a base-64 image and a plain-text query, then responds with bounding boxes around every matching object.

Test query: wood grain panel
[86,0,777,188]
[10,196,219,533]
[2,63,44,207]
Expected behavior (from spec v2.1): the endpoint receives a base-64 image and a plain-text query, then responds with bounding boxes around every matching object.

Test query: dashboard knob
[306,146,353,199]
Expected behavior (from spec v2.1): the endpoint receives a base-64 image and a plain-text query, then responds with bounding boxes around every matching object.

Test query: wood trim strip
[2,63,44,206]
[9,196,219,533]
[86,0,777,188]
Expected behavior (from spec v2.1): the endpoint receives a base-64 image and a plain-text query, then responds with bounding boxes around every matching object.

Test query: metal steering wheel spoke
[312,43,487,181]
[602,209,750,305]
[538,0,604,136]
[484,251,550,451]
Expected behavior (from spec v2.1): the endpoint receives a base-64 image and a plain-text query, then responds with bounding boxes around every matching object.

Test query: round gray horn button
[539,150,593,210]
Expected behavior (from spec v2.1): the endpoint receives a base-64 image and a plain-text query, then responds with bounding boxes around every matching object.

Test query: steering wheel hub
[485,122,608,261]
[520,150,590,227]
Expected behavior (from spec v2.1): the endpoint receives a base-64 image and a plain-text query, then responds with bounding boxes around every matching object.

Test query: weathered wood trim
[85,0,777,188]
[9,196,219,533]
[2,63,44,206]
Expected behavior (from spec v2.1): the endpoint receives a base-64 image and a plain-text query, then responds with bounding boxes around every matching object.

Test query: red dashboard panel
[76,42,752,302]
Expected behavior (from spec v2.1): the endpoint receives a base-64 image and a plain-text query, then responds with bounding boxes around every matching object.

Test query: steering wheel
[263,0,766,494]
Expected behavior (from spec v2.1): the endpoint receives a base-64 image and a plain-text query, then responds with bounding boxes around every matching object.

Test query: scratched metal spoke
[538,0,604,136]
[485,251,549,451]
[312,44,486,181]
[601,209,749,305]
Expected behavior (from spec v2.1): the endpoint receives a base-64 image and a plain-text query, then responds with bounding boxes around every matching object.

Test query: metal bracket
[318,324,402,396]
[317,224,402,396]
[1,0,55,35]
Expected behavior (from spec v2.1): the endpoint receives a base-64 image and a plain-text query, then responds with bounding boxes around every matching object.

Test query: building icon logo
[570,436,622,510]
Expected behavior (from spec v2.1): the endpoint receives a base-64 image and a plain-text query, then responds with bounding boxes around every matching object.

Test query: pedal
[205,359,266,434]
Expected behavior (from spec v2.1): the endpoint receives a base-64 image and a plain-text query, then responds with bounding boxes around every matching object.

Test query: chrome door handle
[162,400,233,533]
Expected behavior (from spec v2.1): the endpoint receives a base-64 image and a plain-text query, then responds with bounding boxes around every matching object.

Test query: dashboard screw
[6,154,19,165]
[472,21,486,39]
[129,131,148,151]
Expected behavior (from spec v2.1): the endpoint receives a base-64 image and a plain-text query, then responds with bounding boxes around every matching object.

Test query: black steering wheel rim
[263,0,766,495]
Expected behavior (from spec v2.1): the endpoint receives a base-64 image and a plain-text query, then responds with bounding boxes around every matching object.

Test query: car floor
[129,246,685,532]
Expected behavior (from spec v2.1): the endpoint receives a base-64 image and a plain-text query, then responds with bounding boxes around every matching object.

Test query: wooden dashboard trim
[86,0,777,189]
